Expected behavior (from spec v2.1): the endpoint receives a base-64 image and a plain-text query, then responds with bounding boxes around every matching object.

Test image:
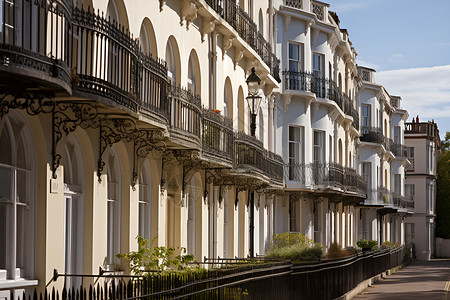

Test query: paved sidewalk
[353,259,450,300]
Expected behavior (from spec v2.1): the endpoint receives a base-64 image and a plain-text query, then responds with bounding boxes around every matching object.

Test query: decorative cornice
[201,19,215,42]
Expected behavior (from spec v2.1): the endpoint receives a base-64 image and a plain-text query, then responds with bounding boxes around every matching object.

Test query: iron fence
[377,186,414,210]
[25,247,404,300]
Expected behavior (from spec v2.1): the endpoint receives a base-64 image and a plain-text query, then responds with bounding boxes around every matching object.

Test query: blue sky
[327,0,450,137]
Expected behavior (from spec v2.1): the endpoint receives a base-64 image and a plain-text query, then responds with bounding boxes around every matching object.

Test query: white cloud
[377,65,450,134]
[388,53,404,64]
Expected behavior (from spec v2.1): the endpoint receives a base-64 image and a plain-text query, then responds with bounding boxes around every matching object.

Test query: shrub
[266,242,322,261]
[356,239,378,250]
[272,232,314,249]
[326,242,344,259]
[117,235,196,275]
[381,241,395,249]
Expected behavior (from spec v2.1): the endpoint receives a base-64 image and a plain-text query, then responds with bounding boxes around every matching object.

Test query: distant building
[404,118,441,260]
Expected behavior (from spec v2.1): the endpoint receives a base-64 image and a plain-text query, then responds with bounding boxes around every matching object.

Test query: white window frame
[288,126,304,181]
[138,162,152,242]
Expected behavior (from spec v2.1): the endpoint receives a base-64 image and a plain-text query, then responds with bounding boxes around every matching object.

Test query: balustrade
[285,162,366,196]
[283,71,359,129]
[377,186,414,210]
[202,108,234,162]
[169,84,202,139]
[204,0,280,81]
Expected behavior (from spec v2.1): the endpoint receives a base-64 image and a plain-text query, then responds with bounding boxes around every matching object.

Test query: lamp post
[245,67,261,258]
[246,67,262,137]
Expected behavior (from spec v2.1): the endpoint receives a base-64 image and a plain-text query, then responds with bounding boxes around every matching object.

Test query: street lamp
[245,67,261,258]
[246,67,262,137]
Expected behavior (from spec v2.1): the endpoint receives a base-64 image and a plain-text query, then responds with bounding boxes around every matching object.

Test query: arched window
[258,107,264,142]
[0,113,35,280]
[139,18,158,57]
[238,87,245,132]
[62,136,84,288]
[384,119,388,137]
[188,50,200,95]
[187,177,196,256]
[338,73,342,93]
[224,77,233,118]
[258,9,263,35]
[338,139,343,165]
[106,147,121,269]
[139,161,152,241]
[165,38,179,85]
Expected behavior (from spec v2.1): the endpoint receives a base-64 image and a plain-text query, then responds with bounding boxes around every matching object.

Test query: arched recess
[138,160,152,242]
[61,135,85,288]
[0,112,36,279]
[338,73,342,93]
[384,119,388,137]
[139,18,158,58]
[258,107,264,142]
[258,9,263,35]
[106,146,122,270]
[238,86,245,132]
[186,172,203,259]
[188,49,201,95]
[338,139,343,165]
[165,36,181,85]
[224,77,233,119]
[106,0,129,30]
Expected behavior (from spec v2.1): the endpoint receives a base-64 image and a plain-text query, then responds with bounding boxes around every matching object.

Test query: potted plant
[383,194,389,203]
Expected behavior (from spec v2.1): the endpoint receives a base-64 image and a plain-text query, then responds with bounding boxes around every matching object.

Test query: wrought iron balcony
[285,162,366,197]
[233,131,284,184]
[360,126,385,145]
[204,0,280,82]
[0,0,72,92]
[72,7,170,121]
[168,84,202,145]
[282,71,358,129]
[389,141,408,157]
[377,187,414,210]
[202,108,234,163]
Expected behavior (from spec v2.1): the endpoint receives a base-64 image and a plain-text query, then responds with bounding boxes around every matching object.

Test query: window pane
[289,60,298,72]
[0,166,12,270]
[0,125,12,165]
[289,43,298,60]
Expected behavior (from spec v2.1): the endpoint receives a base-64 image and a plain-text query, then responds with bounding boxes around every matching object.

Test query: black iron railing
[389,141,408,157]
[405,121,440,139]
[169,84,202,139]
[204,0,280,82]
[72,7,170,120]
[29,247,404,300]
[285,162,366,196]
[282,71,359,130]
[378,187,414,210]
[0,0,72,89]
[360,126,385,144]
[202,108,234,162]
[234,131,284,183]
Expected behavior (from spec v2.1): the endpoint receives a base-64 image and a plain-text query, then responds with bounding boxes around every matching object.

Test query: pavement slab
[353,259,450,300]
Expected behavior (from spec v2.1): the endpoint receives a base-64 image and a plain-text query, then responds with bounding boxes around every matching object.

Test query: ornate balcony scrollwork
[0,91,55,118]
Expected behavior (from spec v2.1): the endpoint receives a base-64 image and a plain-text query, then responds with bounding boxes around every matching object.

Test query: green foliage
[326,242,344,259]
[436,149,450,239]
[356,239,378,250]
[267,232,322,261]
[441,131,450,153]
[272,232,314,249]
[382,194,389,203]
[266,242,323,261]
[380,241,394,249]
[116,236,195,275]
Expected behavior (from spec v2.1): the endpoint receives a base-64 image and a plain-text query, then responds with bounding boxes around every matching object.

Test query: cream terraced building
[0,0,284,295]
[0,0,427,297]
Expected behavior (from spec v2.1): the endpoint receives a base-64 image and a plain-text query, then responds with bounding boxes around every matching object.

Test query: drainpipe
[209,30,217,109]
[249,190,254,257]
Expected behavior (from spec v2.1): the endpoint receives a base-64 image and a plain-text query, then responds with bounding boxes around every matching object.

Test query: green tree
[436,132,450,239]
